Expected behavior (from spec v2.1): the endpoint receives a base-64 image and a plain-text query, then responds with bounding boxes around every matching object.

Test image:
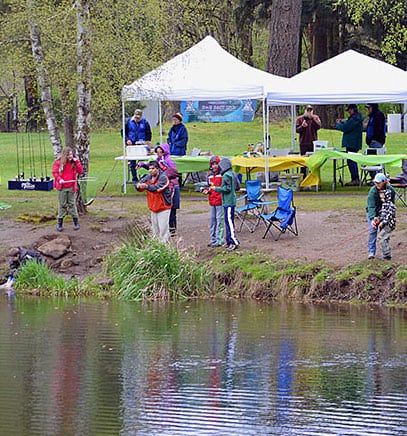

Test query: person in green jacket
[366,173,396,259]
[336,104,364,186]
[211,158,240,251]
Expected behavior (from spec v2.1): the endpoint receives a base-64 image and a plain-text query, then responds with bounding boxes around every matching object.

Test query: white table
[115,155,157,193]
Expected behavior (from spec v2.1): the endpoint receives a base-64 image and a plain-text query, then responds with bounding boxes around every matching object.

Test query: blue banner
[180,99,257,123]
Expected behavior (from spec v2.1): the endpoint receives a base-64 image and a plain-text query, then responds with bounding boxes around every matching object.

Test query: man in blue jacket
[336,104,364,186]
[124,109,152,182]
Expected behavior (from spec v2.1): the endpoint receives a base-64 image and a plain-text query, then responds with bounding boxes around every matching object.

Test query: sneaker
[368,253,375,259]
[382,256,392,260]
[227,244,239,251]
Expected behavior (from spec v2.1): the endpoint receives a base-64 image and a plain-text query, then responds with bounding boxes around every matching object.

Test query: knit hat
[172,112,183,122]
[373,173,387,183]
[209,155,220,167]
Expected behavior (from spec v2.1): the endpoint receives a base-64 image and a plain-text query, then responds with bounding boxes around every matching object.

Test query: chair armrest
[236,194,248,203]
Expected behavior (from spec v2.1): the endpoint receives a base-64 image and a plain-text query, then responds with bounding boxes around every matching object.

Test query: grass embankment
[13,240,407,306]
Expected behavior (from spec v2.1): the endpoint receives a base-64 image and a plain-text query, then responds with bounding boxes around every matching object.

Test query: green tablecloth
[302,149,406,187]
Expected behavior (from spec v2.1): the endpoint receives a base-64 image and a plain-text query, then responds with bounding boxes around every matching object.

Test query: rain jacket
[52,158,83,192]
[336,111,364,152]
[214,158,237,207]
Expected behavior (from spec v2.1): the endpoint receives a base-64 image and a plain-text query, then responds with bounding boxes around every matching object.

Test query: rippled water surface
[1,296,407,435]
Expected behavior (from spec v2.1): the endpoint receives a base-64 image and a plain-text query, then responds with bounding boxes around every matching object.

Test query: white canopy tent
[121,35,289,192]
[266,49,407,149]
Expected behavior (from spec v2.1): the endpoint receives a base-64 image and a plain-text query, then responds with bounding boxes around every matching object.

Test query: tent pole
[263,98,269,189]
[122,100,127,194]
[291,105,296,150]
[159,100,163,144]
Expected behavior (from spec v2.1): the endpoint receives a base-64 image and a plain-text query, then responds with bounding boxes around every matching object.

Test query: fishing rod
[100,160,118,192]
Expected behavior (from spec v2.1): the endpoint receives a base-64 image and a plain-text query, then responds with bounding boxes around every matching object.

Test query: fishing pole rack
[8,123,54,191]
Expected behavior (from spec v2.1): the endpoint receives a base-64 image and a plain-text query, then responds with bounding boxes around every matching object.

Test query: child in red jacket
[52,147,83,231]
[202,156,223,247]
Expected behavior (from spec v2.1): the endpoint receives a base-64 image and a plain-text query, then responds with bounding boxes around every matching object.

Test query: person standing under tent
[124,109,152,182]
[336,104,363,186]
[52,147,83,232]
[366,103,386,149]
[295,104,321,178]
[135,161,172,243]
[366,173,396,260]
[167,113,188,156]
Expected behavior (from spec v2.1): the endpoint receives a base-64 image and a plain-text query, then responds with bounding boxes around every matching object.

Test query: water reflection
[0,295,407,435]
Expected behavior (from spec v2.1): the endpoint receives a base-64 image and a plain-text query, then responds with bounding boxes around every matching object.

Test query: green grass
[1,118,405,210]
[105,230,210,300]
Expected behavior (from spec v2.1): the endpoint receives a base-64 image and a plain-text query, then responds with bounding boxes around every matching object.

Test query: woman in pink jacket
[52,147,83,231]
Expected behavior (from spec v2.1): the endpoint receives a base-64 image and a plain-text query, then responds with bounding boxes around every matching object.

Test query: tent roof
[266,50,407,105]
[122,36,288,101]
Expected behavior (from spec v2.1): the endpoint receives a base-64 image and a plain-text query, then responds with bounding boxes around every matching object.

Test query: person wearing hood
[135,160,172,243]
[336,104,364,186]
[138,143,180,236]
[211,158,240,251]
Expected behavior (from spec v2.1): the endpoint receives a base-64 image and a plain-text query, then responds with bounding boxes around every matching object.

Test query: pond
[0,295,406,435]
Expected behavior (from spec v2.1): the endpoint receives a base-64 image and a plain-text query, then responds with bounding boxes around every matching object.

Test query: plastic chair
[260,186,298,240]
[360,147,386,186]
[236,179,269,232]
[389,158,407,207]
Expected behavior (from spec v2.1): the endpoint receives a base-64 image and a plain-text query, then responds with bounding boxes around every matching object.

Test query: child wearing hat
[201,156,223,247]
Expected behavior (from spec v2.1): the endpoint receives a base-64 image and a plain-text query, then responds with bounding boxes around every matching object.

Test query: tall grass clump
[14,260,81,296]
[105,238,211,301]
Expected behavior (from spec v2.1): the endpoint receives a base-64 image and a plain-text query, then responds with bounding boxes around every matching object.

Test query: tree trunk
[60,84,74,148]
[74,0,92,214]
[26,0,62,158]
[267,0,302,120]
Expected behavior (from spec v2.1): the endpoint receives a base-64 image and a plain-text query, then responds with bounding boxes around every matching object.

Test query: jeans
[209,205,223,245]
[367,212,377,255]
[347,156,359,181]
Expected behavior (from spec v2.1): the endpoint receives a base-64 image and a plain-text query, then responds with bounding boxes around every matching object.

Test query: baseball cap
[306,105,313,110]
[134,109,142,117]
[373,173,387,183]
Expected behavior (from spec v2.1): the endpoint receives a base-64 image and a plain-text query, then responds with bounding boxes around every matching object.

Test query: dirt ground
[0,194,406,280]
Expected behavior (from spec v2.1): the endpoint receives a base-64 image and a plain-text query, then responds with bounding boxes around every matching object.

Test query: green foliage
[14,260,80,295]
[105,237,211,301]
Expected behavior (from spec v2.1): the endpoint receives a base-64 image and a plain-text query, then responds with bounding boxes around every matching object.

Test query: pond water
[1,295,407,435]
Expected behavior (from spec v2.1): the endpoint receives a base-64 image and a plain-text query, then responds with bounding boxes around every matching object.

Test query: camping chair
[389,158,407,207]
[359,147,386,186]
[260,186,298,240]
[236,179,268,232]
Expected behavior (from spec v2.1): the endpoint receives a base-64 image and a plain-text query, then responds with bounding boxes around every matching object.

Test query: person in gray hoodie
[212,158,240,251]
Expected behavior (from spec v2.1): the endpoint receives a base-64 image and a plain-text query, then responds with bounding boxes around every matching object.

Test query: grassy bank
[12,239,407,307]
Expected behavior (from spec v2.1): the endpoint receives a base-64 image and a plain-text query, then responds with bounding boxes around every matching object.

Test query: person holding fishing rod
[52,146,83,231]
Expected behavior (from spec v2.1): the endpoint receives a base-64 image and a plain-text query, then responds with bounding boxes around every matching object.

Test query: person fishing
[52,146,83,231]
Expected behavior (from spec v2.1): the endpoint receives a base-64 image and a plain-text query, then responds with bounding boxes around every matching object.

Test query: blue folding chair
[260,186,298,240]
[236,179,267,232]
